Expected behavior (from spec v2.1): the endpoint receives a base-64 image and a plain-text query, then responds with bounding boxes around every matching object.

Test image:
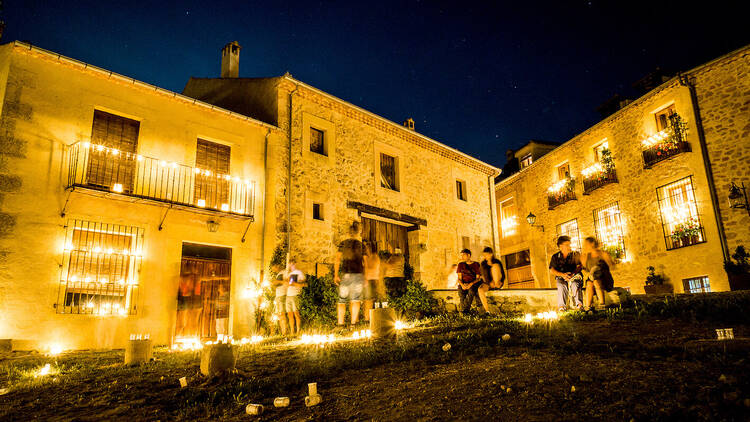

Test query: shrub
[390,279,436,319]
[724,246,750,274]
[645,266,666,286]
[299,274,338,328]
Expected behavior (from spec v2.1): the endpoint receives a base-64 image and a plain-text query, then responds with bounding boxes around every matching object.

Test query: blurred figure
[446,264,459,289]
[270,263,288,335]
[384,247,406,298]
[284,259,307,335]
[334,221,365,328]
[582,236,615,312]
[363,241,383,321]
[478,247,505,312]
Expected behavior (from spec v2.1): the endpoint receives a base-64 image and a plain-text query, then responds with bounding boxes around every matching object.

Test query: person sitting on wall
[581,236,616,312]
[478,247,505,312]
[334,221,366,329]
[284,259,307,336]
[549,235,584,312]
[271,263,288,335]
[456,249,483,313]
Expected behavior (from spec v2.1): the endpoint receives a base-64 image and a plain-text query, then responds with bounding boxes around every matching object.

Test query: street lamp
[526,212,544,232]
[728,182,748,214]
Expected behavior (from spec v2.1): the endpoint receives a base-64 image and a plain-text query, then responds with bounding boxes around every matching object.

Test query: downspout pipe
[259,128,271,283]
[287,84,299,266]
[487,173,498,254]
[678,72,730,261]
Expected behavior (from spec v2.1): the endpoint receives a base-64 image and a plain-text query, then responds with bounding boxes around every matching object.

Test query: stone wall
[495,47,750,294]
[272,79,499,288]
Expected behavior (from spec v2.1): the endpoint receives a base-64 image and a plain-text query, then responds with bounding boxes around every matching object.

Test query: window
[520,154,533,169]
[556,219,581,251]
[456,180,467,201]
[655,104,677,131]
[57,219,143,316]
[593,202,626,259]
[195,139,231,210]
[380,153,399,191]
[312,203,324,221]
[683,276,711,294]
[557,163,571,180]
[310,127,326,156]
[593,140,610,162]
[87,110,139,191]
[657,176,705,250]
[461,236,471,251]
[499,197,518,238]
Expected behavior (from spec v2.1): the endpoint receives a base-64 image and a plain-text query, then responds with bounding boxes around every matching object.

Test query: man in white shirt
[284,259,307,335]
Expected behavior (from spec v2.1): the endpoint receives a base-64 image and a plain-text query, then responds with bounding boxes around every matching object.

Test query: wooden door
[361,217,409,258]
[178,254,231,340]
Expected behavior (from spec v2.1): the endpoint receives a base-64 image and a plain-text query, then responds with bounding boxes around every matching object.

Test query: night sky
[5,1,749,167]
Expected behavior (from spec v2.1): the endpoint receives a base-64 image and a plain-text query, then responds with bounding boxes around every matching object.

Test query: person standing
[284,259,307,335]
[456,249,482,313]
[362,241,383,321]
[270,263,288,335]
[334,221,365,328]
[581,237,615,311]
[384,248,406,298]
[549,236,583,311]
[478,247,505,312]
[214,281,230,340]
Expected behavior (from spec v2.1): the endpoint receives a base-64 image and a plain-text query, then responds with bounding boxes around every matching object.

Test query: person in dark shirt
[334,221,365,327]
[478,247,505,312]
[549,235,583,311]
[456,248,482,312]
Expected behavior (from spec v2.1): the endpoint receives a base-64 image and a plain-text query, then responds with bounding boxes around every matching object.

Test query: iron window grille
[593,202,626,259]
[66,141,255,218]
[57,219,144,316]
[556,219,582,251]
[683,276,711,294]
[656,176,706,250]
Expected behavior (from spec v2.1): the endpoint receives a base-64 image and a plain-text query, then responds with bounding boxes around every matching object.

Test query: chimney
[403,118,415,131]
[220,41,241,78]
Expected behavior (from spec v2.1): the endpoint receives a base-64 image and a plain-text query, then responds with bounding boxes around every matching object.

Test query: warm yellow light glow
[581,162,604,178]
[93,246,102,253]
[395,320,406,330]
[261,280,271,288]
[96,144,105,152]
[548,178,570,193]
[48,344,63,356]
[69,275,78,282]
[641,128,670,147]
[136,155,143,161]
[196,199,206,208]
[524,313,533,323]
[37,364,52,377]
[220,203,230,212]
[111,149,119,156]
[82,142,90,149]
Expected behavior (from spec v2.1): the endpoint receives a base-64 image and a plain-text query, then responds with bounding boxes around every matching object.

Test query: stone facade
[495,45,750,294]
[0,42,281,350]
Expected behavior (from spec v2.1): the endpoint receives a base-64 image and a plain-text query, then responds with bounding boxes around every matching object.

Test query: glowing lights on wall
[641,128,671,148]
[581,162,604,178]
[657,176,705,250]
[547,178,569,194]
[593,203,626,259]
[499,197,518,238]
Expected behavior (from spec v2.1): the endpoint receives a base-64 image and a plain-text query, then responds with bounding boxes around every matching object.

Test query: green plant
[600,148,615,171]
[603,243,624,260]
[390,279,436,319]
[724,246,750,275]
[670,218,701,241]
[645,266,665,286]
[299,274,338,327]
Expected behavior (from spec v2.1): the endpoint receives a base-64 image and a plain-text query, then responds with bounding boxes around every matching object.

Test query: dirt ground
[2,316,750,421]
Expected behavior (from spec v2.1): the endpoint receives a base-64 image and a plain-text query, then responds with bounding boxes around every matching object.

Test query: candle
[308,382,317,396]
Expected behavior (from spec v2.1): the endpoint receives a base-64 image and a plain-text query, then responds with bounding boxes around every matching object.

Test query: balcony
[582,165,618,195]
[65,142,255,219]
[547,177,576,210]
[642,114,690,168]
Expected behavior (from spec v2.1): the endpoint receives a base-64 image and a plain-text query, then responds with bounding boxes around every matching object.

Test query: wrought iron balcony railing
[641,114,691,168]
[66,142,255,218]
[642,140,691,168]
[583,169,618,195]
[547,178,576,210]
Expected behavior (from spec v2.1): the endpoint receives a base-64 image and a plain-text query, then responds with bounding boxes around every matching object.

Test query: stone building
[495,45,750,294]
[0,41,499,350]
[184,42,500,287]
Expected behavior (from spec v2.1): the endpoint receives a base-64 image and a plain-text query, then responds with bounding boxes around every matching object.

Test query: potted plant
[724,246,750,290]
[670,218,701,248]
[644,266,673,294]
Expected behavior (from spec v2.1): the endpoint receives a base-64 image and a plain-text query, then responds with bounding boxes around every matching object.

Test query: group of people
[272,221,408,334]
[550,235,616,312]
[452,247,506,313]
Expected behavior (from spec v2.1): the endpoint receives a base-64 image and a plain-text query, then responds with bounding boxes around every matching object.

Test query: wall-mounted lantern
[526,212,544,232]
[207,220,220,233]
[728,182,749,215]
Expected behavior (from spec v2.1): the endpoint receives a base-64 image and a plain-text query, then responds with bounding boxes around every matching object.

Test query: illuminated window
[593,140,610,162]
[456,180,467,201]
[310,127,326,156]
[593,202,626,259]
[557,163,571,180]
[683,276,710,294]
[87,110,139,192]
[655,104,677,131]
[58,220,143,316]
[499,197,518,238]
[657,176,705,250]
[556,219,581,251]
[380,153,399,191]
[195,139,231,210]
[520,154,533,169]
